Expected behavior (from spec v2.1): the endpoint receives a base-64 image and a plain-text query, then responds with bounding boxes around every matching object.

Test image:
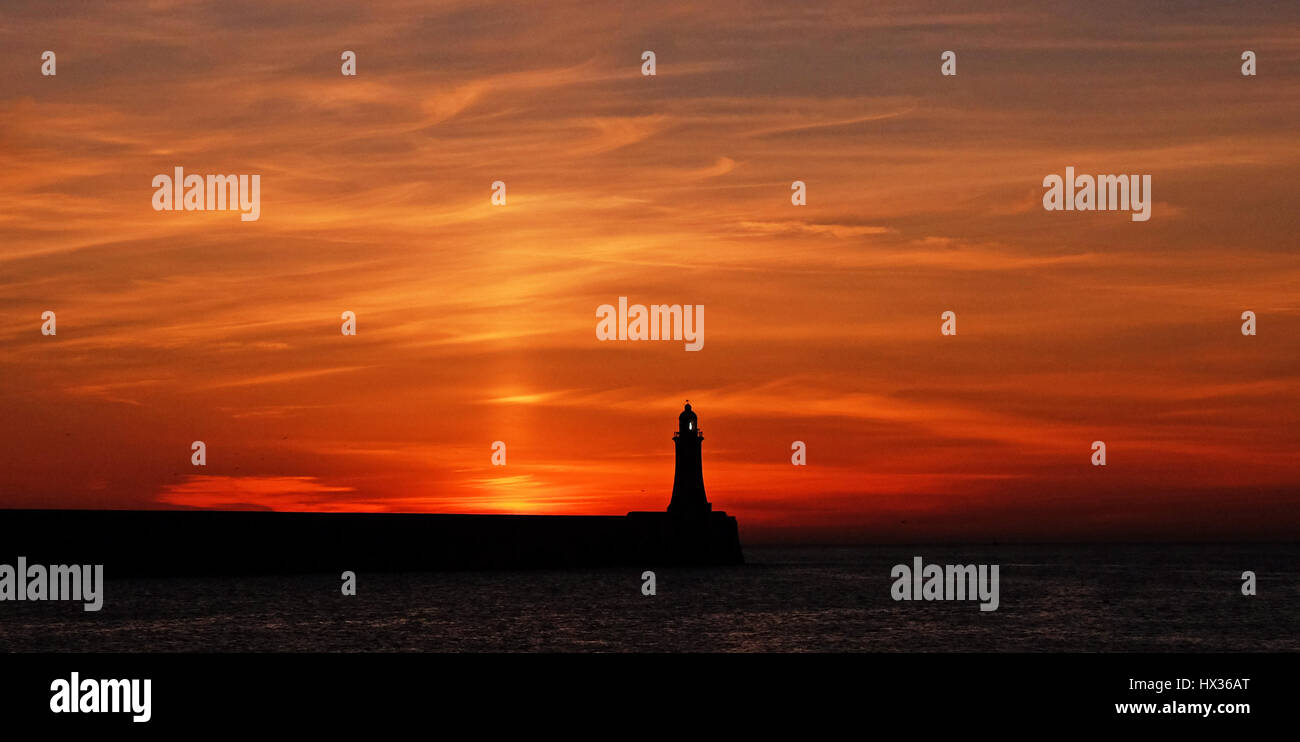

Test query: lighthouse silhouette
[668,402,712,514]
[624,401,741,565]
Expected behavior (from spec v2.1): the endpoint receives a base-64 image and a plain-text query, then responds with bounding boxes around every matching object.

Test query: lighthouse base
[626,510,744,566]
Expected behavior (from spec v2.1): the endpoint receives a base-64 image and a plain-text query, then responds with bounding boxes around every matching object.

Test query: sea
[2,544,1296,652]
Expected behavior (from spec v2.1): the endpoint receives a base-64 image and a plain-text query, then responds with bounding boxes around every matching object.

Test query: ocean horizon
[2,544,1294,652]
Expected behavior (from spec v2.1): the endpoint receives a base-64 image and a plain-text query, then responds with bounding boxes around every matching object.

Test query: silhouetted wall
[0,509,744,576]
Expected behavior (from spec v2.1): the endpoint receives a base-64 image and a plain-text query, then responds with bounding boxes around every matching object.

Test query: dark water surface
[2,545,1296,652]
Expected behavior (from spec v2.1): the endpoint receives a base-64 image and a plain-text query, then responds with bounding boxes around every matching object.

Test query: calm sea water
[2,545,1296,652]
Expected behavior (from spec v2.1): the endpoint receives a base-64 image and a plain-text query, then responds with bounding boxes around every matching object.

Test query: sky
[1,0,1298,542]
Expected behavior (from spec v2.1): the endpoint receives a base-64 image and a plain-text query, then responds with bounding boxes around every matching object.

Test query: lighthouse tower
[668,402,712,515]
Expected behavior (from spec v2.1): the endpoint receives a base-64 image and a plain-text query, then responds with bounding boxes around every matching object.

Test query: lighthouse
[668,402,712,514]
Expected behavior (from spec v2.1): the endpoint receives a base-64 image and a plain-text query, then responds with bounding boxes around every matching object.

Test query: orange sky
[2,1,1298,542]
